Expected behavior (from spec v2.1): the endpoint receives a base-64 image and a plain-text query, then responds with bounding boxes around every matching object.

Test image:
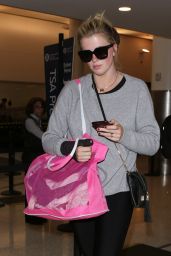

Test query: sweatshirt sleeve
[120,83,160,156]
[42,83,73,155]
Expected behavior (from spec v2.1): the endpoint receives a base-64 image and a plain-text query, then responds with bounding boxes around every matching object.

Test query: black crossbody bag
[92,76,152,222]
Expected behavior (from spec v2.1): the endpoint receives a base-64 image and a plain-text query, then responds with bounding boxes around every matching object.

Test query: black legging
[72,192,133,256]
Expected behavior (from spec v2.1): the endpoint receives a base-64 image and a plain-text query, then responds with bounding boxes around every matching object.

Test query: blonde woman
[42,13,160,256]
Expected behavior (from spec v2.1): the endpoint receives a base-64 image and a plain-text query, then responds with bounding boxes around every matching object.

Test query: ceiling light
[118,6,131,12]
[142,48,150,53]
[139,49,150,63]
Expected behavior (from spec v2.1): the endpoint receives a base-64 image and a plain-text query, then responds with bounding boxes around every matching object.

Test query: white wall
[152,36,171,90]
[0,12,69,83]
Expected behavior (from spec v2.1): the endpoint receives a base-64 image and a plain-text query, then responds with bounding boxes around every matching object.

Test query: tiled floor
[0,154,171,256]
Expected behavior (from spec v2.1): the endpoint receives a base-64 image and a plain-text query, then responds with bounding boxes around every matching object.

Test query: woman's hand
[75,146,92,162]
[97,119,124,142]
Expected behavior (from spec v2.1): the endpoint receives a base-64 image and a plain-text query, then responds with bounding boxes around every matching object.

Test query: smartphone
[78,138,93,147]
[92,121,112,130]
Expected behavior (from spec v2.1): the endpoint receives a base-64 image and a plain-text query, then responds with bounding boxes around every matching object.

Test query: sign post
[44,35,74,118]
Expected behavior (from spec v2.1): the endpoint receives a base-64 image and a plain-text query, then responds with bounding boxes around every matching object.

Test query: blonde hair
[77,12,120,47]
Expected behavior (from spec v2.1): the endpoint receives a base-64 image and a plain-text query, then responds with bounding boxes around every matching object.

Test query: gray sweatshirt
[42,73,160,196]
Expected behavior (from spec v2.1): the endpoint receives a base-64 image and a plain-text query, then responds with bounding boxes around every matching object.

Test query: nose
[91,53,98,62]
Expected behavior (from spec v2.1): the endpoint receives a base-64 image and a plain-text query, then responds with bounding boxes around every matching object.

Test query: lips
[93,64,102,69]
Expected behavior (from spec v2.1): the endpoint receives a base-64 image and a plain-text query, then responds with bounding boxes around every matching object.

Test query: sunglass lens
[78,50,92,63]
[95,46,108,59]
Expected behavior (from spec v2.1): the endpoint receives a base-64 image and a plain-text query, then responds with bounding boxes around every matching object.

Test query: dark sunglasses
[78,44,113,63]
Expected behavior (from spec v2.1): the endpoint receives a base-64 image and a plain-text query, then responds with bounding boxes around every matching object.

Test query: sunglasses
[78,44,113,63]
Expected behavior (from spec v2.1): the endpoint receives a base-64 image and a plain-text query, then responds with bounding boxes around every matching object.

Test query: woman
[22,97,45,165]
[23,97,47,224]
[42,13,160,256]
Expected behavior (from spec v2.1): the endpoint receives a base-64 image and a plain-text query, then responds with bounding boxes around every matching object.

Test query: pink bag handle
[46,138,79,171]
[46,78,104,171]
[75,79,86,134]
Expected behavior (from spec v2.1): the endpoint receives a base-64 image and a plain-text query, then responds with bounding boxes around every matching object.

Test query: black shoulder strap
[92,75,107,121]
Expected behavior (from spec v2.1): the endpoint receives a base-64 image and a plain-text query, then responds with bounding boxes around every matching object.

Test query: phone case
[92,121,111,129]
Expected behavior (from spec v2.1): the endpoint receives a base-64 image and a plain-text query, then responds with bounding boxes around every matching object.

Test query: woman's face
[80,33,117,76]
[33,101,44,118]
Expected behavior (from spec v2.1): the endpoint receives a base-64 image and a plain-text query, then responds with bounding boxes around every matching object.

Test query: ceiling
[1,0,171,39]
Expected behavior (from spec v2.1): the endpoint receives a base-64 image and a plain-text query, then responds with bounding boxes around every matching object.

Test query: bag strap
[46,79,86,172]
[92,75,129,171]
[92,76,148,183]
[92,75,107,121]
[47,138,79,171]
[75,79,86,134]
[93,76,152,222]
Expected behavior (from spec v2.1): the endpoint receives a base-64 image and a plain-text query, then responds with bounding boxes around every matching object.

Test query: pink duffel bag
[24,79,109,220]
[24,134,108,220]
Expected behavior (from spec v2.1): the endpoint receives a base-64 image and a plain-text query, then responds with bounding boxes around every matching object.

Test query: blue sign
[44,37,74,118]
[63,37,74,82]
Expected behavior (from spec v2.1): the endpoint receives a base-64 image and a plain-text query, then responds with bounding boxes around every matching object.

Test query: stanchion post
[1,126,21,196]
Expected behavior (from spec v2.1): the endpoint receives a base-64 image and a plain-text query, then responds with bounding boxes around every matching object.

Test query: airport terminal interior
[0,3,171,256]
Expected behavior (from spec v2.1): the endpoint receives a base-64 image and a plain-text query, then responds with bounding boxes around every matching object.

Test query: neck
[93,70,119,93]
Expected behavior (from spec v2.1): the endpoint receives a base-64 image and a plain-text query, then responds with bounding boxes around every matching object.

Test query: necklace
[96,71,119,93]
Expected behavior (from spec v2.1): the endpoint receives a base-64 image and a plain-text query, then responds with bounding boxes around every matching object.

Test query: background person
[22,97,47,225]
[42,13,160,256]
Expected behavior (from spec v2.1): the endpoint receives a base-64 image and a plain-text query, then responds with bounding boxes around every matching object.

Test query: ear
[112,44,118,56]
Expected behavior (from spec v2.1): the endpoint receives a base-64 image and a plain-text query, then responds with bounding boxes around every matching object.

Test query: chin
[93,70,106,76]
